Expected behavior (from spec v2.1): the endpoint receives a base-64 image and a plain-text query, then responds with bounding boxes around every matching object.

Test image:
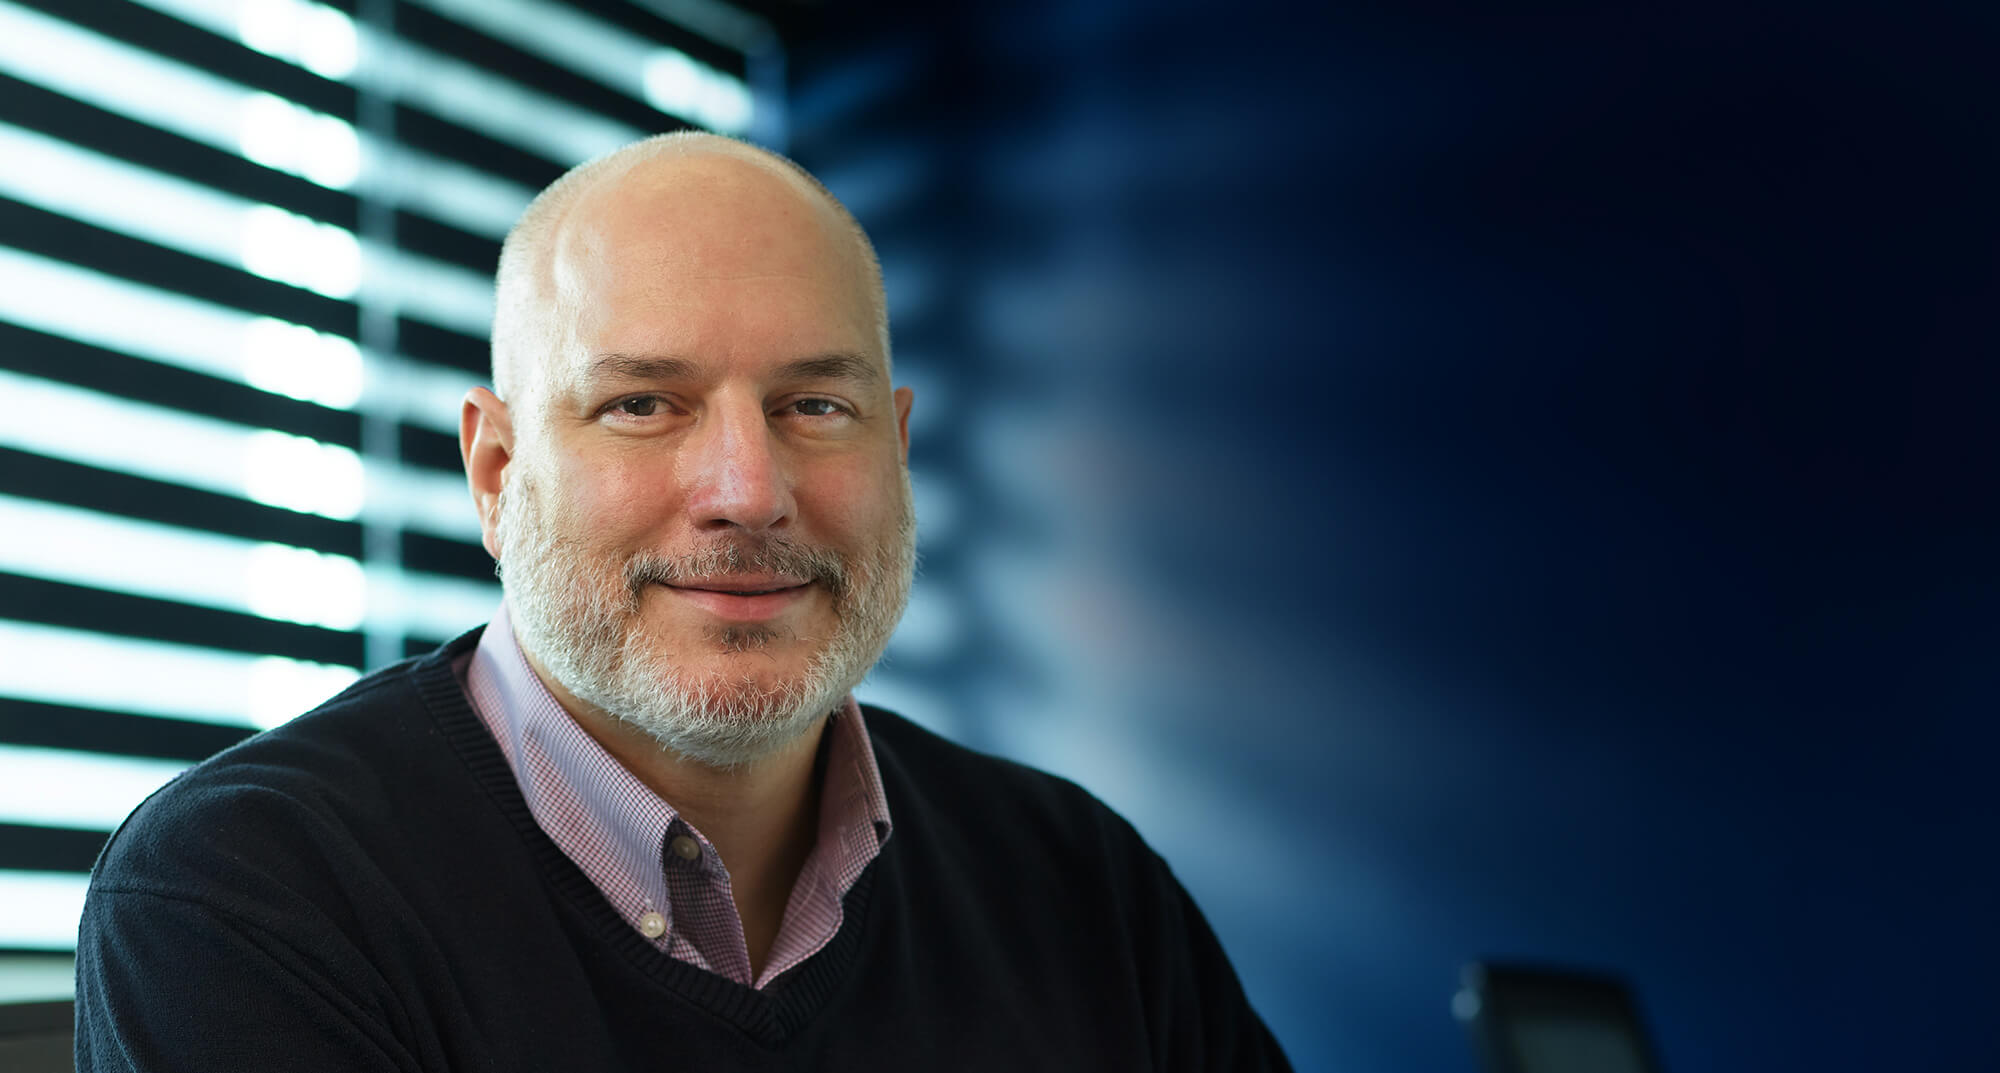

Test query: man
[75,133,1291,1071]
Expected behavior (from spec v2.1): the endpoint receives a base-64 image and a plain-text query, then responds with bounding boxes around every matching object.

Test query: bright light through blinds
[0,247,356,403]
[0,113,498,332]
[0,746,190,832]
[131,0,648,166]
[0,369,484,542]
[0,1,358,188]
[0,370,366,521]
[0,873,93,951]
[0,621,360,730]
[236,0,360,79]
[244,318,366,409]
[0,122,360,299]
[407,0,756,133]
[135,0,365,80]
[368,570,500,644]
[0,0,534,239]
[0,495,368,631]
[0,486,490,641]
[0,250,482,435]
[0,122,494,334]
[642,49,754,133]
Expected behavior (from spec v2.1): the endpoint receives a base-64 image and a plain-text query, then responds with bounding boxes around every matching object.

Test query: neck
[522,649,827,978]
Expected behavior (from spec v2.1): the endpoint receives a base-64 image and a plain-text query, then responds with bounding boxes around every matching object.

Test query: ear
[460,387,514,561]
[892,385,914,463]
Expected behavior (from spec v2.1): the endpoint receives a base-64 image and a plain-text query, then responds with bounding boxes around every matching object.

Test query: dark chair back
[1455,962,1667,1073]
[0,999,75,1073]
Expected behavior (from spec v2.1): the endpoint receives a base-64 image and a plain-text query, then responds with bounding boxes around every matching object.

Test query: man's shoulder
[859,703,1095,804]
[858,703,1158,869]
[91,632,488,904]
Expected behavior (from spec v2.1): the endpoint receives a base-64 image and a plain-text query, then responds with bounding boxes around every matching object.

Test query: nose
[679,397,795,533]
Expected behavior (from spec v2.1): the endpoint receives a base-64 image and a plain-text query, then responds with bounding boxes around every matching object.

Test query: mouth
[658,576,815,621]
[668,574,810,595]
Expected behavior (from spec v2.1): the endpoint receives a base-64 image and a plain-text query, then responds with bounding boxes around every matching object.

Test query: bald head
[491,133,889,415]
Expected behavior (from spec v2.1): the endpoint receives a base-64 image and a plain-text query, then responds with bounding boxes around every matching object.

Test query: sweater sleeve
[74,886,418,1073]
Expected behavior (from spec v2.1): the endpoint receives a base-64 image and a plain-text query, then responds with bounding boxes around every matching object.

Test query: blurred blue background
[787,2,2000,1068]
[2,0,1998,1070]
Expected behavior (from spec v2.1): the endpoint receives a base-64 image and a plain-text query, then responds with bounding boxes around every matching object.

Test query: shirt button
[670,835,701,862]
[638,911,666,939]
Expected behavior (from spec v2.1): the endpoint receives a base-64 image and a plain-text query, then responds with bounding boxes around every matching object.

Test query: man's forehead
[559,150,846,266]
[503,138,888,410]
[541,154,869,326]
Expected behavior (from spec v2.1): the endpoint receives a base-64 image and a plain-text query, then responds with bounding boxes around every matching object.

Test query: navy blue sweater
[75,630,1291,1071]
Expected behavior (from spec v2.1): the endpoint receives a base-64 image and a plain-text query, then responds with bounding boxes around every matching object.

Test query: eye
[614,395,661,417]
[788,398,849,418]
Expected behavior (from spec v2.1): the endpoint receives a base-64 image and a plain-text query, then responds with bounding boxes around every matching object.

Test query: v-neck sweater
[76,629,1292,1072]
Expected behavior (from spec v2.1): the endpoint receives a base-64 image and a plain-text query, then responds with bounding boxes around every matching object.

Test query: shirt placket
[659,817,752,983]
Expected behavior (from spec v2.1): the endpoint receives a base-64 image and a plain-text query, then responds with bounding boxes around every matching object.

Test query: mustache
[623,538,851,600]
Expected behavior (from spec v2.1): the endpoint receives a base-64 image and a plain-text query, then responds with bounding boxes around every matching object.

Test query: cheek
[546,454,678,542]
[798,460,906,544]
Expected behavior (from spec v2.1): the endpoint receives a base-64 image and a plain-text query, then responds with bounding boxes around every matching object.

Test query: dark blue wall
[788,3,2000,1069]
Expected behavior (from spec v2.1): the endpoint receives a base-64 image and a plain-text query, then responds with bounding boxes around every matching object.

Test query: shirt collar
[463,601,893,929]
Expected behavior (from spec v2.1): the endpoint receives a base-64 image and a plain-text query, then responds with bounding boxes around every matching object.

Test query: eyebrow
[584,352,883,389]
[777,353,883,388]
[585,355,701,383]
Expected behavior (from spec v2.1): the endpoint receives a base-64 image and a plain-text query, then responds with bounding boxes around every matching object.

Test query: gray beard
[495,465,915,770]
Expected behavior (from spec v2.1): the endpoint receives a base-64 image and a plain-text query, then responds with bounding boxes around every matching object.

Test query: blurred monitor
[0,1000,74,1073]
[1455,962,1665,1073]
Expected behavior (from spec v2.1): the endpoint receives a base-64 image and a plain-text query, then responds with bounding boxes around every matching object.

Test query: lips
[658,576,814,622]
[667,574,810,596]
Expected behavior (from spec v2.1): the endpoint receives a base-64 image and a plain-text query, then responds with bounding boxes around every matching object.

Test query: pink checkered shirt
[457,604,893,989]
